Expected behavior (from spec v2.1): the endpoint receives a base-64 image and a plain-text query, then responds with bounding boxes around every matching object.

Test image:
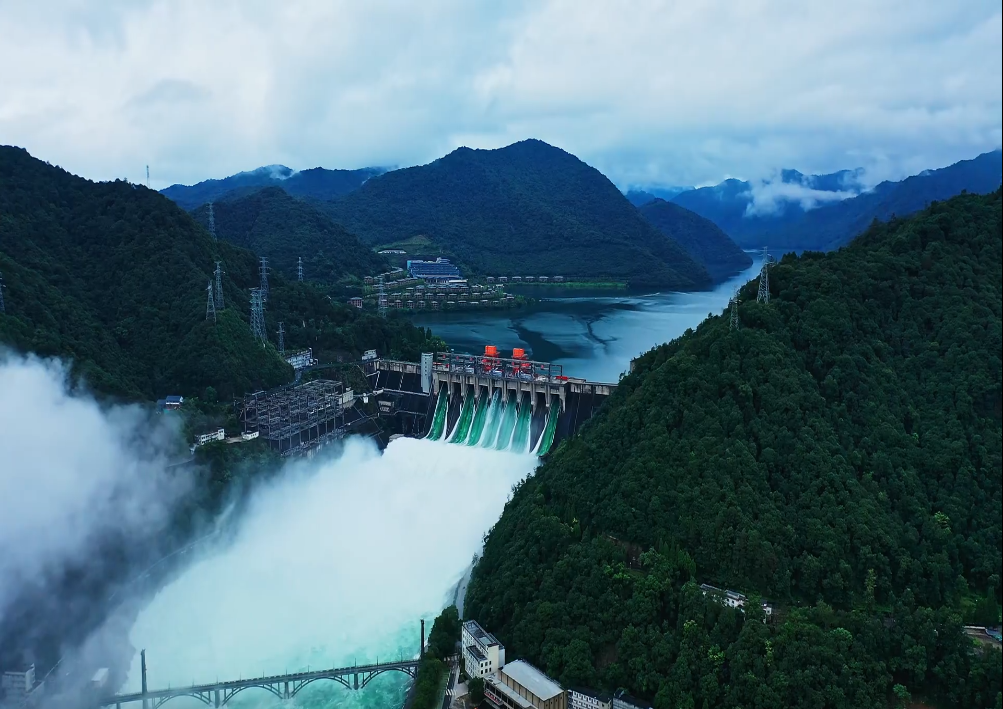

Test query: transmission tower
[0,271,6,314]
[377,275,387,318]
[757,247,772,304]
[207,202,217,241]
[297,257,304,282]
[250,288,267,345]
[205,280,216,322]
[259,257,269,303]
[277,322,285,355]
[146,165,150,187]
[729,288,739,330]
[214,261,225,310]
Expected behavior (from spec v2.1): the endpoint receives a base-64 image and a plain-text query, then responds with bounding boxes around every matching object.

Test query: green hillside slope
[0,146,291,400]
[192,187,386,284]
[466,190,1003,708]
[638,198,752,280]
[324,140,711,290]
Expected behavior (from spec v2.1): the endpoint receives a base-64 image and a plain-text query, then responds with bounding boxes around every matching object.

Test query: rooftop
[487,675,535,709]
[571,686,611,701]
[464,619,502,648]
[502,659,563,701]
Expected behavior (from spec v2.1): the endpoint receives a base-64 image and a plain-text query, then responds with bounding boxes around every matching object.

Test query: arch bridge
[100,659,423,708]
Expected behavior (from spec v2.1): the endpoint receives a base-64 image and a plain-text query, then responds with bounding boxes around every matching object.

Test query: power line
[757,247,772,304]
[205,280,216,323]
[277,322,285,355]
[250,288,267,346]
[214,261,225,311]
[207,202,217,241]
[297,257,304,282]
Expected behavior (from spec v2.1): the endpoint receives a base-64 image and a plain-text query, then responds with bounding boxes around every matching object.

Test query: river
[413,255,765,382]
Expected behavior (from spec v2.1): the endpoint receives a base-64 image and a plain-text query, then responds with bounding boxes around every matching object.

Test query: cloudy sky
[0,0,999,190]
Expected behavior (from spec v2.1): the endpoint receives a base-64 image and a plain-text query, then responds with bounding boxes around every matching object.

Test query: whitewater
[121,436,538,708]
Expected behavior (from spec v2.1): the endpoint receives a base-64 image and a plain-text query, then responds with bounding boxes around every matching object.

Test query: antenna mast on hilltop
[250,288,266,345]
[757,247,773,304]
[377,275,387,318]
[214,261,225,311]
[297,257,304,282]
[729,288,739,330]
[277,322,285,355]
[259,257,270,303]
[207,202,217,241]
[0,271,6,314]
[205,280,216,322]
[146,165,150,188]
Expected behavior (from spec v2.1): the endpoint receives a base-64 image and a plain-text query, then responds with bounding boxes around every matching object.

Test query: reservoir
[413,254,765,383]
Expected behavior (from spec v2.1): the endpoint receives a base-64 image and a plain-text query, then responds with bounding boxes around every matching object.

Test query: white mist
[123,437,536,707]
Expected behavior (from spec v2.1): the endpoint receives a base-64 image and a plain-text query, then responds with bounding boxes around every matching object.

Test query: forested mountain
[0,147,440,401]
[161,164,386,210]
[466,190,1003,708]
[191,187,386,284]
[671,150,1002,250]
[0,146,290,400]
[625,186,693,207]
[638,199,752,279]
[323,140,711,290]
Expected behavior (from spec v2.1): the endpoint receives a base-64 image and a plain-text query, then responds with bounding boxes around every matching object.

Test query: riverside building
[462,620,505,679]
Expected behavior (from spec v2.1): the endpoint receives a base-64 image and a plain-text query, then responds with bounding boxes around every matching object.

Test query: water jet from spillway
[121,437,537,707]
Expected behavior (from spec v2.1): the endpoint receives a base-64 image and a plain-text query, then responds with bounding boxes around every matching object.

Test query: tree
[468,676,485,706]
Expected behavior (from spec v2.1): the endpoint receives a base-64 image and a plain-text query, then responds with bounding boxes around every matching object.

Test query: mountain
[323,140,711,290]
[637,199,752,280]
[671,150,1002,250]
[625,185,694,207]
[161,164,386,210]
[765,149,1003,251]
[190,187,386,284]
[466,189,1003,708]
[670,169,865,244]
[0,147,440,401]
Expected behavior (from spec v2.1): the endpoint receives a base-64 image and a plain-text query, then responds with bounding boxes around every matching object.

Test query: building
[158,395,184,410]
[700,584,773,618]
[349,297,363,308]
[553,276,565,283]
[462,620,505,679]
[1,664,35,698]
[284,348,316,371]
[569,687,611,709]
[612,690,651,709]
[195,428,225,447]
[485,660,566,709]
[378,249,406,254]
[406,258,461,282]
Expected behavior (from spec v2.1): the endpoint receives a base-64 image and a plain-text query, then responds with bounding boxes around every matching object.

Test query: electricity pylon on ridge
[259,257,269,303]
[205,280,216,323]
[214,261,225,311]
[729,288,740,330]
[297,257,304,282]
[250,288,266,346]
[277,322,285,355]
[208,202,217,241]
[757,247,773,304]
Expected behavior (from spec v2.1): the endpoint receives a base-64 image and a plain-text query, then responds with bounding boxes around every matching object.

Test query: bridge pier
[284,681,290,699]
[354,672,359,689]
[214,689,220,707]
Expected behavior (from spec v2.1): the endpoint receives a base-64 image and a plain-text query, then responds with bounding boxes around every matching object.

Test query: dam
[368,348,616,455]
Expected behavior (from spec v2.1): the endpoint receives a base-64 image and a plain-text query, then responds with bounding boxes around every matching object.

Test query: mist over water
[123,437,537,707]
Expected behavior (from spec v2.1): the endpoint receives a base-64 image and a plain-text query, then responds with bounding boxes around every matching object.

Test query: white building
[284,348,316,370]
[1,664,35,697]
[462,620,505,679]
[612,690,651,709]
[485,660,566,709]
[700,583,773,619]
[569,687,611,709]
[195,428,225,447]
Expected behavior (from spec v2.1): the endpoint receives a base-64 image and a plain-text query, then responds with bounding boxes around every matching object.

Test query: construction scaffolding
[240,380,345,456]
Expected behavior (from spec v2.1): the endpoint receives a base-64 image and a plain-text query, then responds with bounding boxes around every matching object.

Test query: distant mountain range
[322,139,713,291]
[191,187,386,284]
[625,186,694,207]
[161,164,387,210]
[637,199,752,280]
[668,150,1002,250]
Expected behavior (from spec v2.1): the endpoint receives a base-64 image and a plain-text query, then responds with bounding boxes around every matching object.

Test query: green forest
[465,189,1003,708]
[0,146,441,402]
[324,139,711,290]
[191,187,387,285]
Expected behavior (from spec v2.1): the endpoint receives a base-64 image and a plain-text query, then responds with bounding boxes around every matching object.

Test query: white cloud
[0,354,186,622]
[0,0,999,188]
